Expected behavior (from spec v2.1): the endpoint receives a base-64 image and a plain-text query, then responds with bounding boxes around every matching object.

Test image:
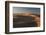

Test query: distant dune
[13,13,40,17]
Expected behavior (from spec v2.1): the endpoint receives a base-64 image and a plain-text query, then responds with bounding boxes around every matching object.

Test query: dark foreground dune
[13,16,37,28]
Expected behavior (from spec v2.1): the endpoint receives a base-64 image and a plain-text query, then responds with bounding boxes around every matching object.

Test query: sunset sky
[13,7,40,15]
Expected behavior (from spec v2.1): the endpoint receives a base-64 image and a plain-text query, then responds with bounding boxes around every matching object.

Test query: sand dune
[13,13,40,28]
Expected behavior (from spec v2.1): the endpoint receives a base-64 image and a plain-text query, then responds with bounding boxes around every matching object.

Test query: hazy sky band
[13,7,40,15]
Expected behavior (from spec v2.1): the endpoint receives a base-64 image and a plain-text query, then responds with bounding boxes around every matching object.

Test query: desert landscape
[13,13,40,28]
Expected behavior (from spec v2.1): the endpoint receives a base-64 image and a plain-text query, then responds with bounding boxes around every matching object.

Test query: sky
[13,7,40,15]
